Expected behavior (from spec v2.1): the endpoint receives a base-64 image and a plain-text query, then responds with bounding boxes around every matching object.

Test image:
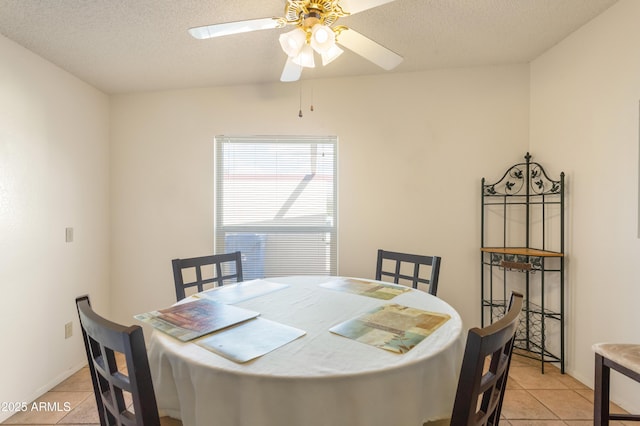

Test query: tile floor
[1,353,630,425]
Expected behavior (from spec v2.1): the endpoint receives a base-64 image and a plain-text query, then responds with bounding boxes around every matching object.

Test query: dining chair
[75,295,163,426]
[448,291,524,426]
[593,343,640,425]
[375,249,442,296]
[172,251,244,301]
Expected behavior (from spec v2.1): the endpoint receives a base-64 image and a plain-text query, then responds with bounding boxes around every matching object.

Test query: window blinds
[215,136,337,279]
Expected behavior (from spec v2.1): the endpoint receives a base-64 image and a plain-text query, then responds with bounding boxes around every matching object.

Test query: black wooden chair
[172,251,243,301]
[449,291,524,426]
[375,249,442,296]
[75,295,161,426]
[593,343,640,425]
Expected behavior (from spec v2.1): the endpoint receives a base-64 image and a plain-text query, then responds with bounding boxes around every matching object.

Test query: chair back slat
[375,249,442,295]
[451,291,524,426]
[76,295,160,426]
[172,251,244,301]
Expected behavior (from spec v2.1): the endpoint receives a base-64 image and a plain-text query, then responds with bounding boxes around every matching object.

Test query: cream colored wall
[4,0,638,415]
[109,65,530,337]
[530,0,640,412]
[0,35,110,421]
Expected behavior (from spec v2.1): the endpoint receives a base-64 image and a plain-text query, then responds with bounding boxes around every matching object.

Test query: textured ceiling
[0,0,618,94]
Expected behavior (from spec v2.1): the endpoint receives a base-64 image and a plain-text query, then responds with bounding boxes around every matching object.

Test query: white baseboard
[0,362,88,424]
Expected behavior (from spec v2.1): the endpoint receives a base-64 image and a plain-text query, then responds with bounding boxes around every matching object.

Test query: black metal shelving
[480,153,565,373]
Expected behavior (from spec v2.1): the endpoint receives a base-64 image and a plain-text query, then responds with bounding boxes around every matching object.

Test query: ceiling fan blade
[280,57,303,82]
[189,17,281,40]
[336,28,403,70]
[339,0,395,15]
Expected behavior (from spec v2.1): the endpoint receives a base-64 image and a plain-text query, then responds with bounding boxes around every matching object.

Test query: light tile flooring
[1,353,630,425]
[502,353,630,426]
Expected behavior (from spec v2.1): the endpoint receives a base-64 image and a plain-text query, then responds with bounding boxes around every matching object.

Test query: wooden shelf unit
[480,247,563,257]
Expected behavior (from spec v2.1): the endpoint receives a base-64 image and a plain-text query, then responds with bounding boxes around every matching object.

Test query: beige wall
[7,0,640,415]
[109,65,530,334]
[0,35,110,421]
[530,0,640,412]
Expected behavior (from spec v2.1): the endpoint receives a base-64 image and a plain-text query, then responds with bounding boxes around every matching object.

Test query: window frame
[214,135,338,278]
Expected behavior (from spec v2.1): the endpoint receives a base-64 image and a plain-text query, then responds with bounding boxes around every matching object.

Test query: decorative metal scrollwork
[490,253,542,272]
[483,152,562,196]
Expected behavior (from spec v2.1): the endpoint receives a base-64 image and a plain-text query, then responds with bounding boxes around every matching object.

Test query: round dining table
[147,275,464,426]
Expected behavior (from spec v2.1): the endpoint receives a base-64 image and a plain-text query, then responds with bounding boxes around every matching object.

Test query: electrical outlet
[65,322,73,339]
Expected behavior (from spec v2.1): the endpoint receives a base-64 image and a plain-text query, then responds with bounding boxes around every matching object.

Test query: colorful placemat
[135,298,259,341]
[320,278,411,300]
[330,303,450,354]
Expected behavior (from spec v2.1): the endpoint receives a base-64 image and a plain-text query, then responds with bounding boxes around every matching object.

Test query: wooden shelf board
[480,247,564,257]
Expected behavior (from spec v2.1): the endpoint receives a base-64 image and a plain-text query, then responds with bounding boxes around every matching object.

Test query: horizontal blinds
[215,136,337,278]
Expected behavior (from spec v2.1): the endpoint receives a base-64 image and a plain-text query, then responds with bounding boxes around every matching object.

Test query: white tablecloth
[147,276,464,426]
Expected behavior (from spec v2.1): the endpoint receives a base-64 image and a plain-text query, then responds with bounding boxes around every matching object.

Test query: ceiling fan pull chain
[299,84,304,118]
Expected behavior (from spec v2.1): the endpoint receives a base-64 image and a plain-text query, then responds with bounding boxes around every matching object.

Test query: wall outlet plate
[65,227,74,243]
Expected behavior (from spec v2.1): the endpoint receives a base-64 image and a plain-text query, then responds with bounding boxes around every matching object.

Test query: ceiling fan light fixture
[281,57,303,82]
[190,0,404,83]
[279,27,307,57]
[292,44,316,68]
[310,24,336,54]
[321,44,344,66]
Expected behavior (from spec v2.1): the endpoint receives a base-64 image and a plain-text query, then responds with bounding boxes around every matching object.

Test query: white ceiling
[0,0,618,94]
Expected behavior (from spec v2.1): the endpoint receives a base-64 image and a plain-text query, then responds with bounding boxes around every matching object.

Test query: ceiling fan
[188,0,403,82]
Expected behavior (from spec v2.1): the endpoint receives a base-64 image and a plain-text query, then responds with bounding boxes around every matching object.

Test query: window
[215,136,337,278]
